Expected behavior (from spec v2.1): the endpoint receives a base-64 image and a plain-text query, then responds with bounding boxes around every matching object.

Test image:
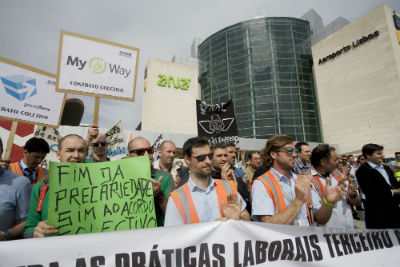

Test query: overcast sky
[1,0,399,130]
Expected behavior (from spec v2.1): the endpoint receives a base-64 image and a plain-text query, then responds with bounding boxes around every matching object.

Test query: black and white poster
[196,99,239,146]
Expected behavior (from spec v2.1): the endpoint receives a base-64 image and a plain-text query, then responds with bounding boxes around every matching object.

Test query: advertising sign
[56,31,139,101]
[0,56,65,127]
[196,99,239,146]
[47,157,156,235]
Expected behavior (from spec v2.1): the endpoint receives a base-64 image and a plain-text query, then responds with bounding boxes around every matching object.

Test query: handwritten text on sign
[47,157,156,235]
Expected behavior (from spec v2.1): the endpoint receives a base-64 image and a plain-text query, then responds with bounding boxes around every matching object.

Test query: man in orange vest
[164,137,250,225]
[251,135,345,226]
[308,145,359,228]
[9,137,50,185]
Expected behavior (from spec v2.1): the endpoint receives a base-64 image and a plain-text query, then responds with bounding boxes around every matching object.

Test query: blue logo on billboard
[0,75,37,101]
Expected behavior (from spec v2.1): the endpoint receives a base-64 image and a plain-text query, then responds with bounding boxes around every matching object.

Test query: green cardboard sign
[47,156,156,235]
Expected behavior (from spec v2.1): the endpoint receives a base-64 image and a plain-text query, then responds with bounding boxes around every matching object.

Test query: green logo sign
[89,57,107,74]
[157,74,190,90]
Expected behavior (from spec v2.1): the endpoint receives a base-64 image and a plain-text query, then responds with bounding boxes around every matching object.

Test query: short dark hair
[183,137,209,157]
[211,142,226,152]
[24,137,50,153]
[310,144,335,168]
[395,152,400,156]
[347,154,354,159]
[362,143,383,157]
[58,134,87,150]
[247,151,260,161]
[225,142,236,148]
[295,141,308,153]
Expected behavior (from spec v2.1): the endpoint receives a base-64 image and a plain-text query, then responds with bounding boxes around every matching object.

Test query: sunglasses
[92,141,107,147]
[191,152,213,162]
[277,147,298,155]
[129,147,154,156]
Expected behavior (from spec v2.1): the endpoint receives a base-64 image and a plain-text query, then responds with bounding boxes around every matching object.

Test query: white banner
[57,31,139,100]
[34,126,63,169]
[0,57,65,126]
[0,221,399,267]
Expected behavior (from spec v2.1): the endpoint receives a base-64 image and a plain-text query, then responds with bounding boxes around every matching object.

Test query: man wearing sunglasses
[86,125,109,162]
[89,134,109,162]
[252,135,344,226]
[127,137,175,226]
[164,137,250,226]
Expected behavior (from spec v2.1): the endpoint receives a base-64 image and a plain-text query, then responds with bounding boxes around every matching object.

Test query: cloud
[1,0,399,131]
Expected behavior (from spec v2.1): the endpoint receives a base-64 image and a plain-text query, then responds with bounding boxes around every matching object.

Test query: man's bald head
[127,137,153,162]
[57,134,88,163]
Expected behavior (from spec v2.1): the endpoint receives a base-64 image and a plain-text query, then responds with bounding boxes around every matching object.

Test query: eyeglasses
[92,141,107,147]
[129,146,154,156]
[277,147,298,155]
[191,153,213,162]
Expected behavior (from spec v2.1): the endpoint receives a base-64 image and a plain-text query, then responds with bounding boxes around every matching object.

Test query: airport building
[311,4,400,155]
[198,17,322,142]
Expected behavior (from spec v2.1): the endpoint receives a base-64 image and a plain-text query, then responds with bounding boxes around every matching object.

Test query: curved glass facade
[198,17,322,142]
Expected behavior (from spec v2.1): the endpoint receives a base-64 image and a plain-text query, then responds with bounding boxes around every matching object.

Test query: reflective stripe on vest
[258,171,286,214]
[332,169,343,184]
[311,176,325,197]
[393,162,400,182]
[9,162,46,185]
[170,179,236,224]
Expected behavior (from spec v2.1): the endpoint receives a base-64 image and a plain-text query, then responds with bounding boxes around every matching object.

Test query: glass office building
[198,17,322,142]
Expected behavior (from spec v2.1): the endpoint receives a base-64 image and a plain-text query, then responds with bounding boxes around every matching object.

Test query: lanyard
[279,180,294,202]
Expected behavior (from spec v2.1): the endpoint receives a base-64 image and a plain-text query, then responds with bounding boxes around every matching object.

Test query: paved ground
[353,210,366,229]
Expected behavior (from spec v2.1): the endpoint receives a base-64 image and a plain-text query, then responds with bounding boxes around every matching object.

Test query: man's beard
[197,167,212,179]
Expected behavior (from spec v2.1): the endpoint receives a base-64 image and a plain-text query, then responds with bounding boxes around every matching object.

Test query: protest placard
[196,99,239,146]
[56,30,139,101]
[0,56,65,127]
[34,126,63,169]
[47,156,156,235]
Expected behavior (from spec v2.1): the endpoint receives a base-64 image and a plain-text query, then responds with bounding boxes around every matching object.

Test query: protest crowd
[1,122,400,243]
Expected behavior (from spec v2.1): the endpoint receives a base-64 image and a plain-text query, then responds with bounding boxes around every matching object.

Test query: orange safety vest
[9,162,47,185]
[170,179,238,224]
[332,168,343,183]
[252,170,313,225]
[307,168,342,198]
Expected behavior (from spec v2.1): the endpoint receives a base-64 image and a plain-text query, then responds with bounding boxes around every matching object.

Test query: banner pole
[3,120,18,161]
[93,96,100,125]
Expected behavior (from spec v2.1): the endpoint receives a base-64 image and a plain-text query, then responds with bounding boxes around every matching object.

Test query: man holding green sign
[24,134,88,237]
[127,137,175,226]
[25,134,159,237]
